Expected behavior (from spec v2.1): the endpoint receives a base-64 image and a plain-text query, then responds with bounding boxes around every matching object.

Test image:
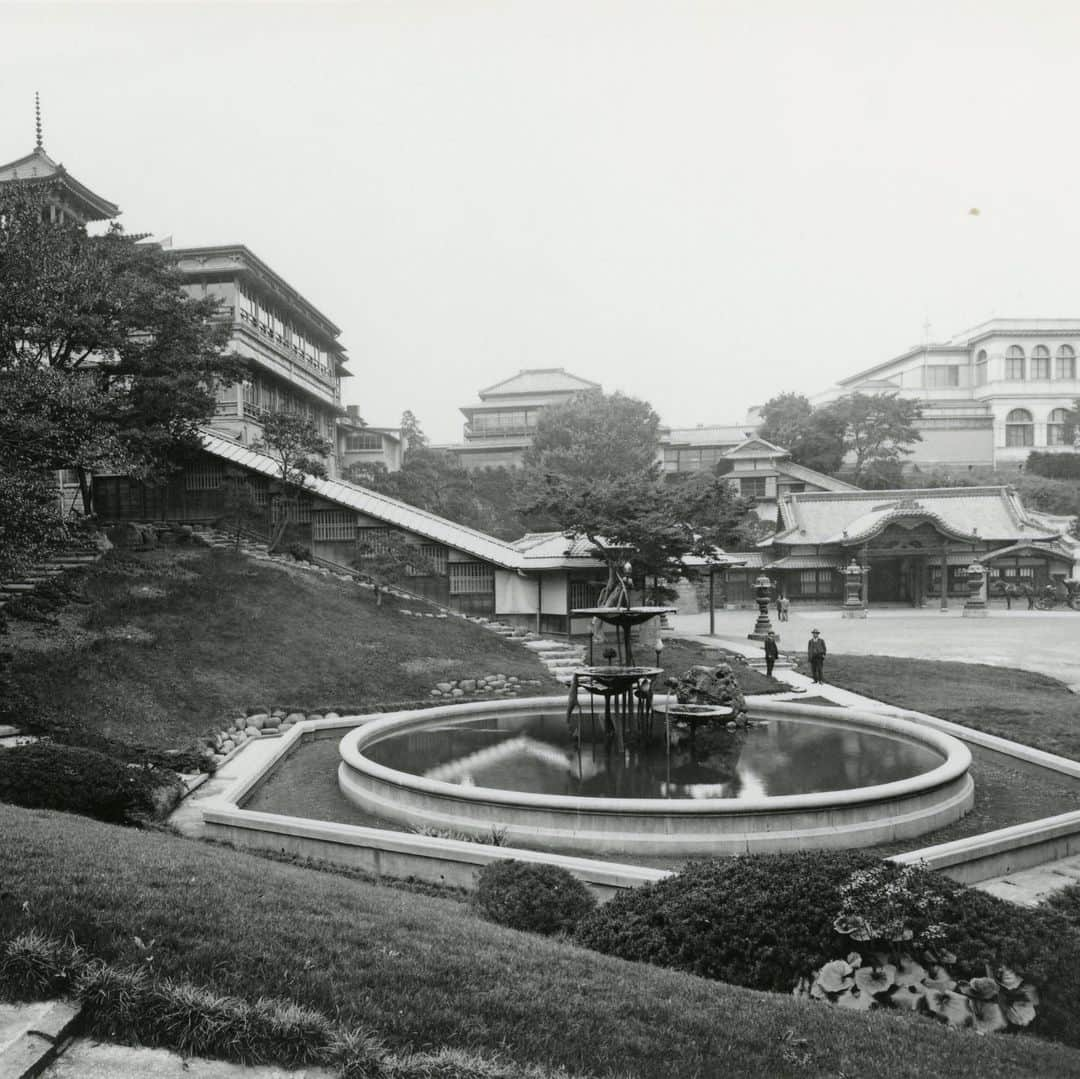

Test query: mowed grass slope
[825,654,1080,761]
[11,548,560,750]
[3,804,1080,1079]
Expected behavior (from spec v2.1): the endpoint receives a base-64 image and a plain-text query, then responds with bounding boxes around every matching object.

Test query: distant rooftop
[477,368,601,399]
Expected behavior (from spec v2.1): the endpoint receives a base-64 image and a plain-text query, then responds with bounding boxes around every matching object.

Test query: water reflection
[363,711,944,800]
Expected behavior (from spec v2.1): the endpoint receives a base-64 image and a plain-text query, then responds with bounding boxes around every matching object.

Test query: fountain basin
[338,697,973,857]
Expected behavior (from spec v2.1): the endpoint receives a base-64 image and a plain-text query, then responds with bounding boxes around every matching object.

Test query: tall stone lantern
[963,561,988,618]
[748,574,777,641]
[841,559,867,619]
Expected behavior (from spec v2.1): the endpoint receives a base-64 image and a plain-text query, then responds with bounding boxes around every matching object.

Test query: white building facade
[815,319,1080,471]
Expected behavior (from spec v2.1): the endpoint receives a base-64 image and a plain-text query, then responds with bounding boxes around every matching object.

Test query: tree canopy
[519,390,760,602]
[758,390,922,486]
[0,184,241,572]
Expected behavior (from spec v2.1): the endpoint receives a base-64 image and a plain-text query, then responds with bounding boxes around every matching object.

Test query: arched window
[1005,408,1034,447]
[975,349,989,386]
[1056,345,1076,380]
[1048,408,1071,445]
[1031,345,1050,379]
[1005,345,1026,380]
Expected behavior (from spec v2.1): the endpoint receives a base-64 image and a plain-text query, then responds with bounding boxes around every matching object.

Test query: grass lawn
[8,548,561,752]
[825,654,1080,762]
[3,804,1080,1079]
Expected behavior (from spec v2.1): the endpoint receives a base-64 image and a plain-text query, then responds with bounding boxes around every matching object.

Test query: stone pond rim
[337,696,974,857]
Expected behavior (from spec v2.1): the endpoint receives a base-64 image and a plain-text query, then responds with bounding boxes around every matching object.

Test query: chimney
[346,404,360,418]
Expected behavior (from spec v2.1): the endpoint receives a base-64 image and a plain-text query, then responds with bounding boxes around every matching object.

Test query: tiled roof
[478,369,600,398]
[764,554,844,570]
[661,425,749,446]
[771,487,1057,547]
[980,539,1076,563]
[200,430,523,568]
[775,460,860,492]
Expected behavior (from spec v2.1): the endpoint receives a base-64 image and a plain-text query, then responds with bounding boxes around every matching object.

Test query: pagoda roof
[477,368,601,399]
[0,147,120,221]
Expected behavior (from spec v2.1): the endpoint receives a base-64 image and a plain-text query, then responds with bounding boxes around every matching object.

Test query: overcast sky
[4,1,1080,441]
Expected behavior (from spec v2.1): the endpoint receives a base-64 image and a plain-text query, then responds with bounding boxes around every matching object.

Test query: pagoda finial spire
[34,92,43,152]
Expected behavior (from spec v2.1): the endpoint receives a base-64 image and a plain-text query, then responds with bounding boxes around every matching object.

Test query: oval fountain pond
[338,696,974,857]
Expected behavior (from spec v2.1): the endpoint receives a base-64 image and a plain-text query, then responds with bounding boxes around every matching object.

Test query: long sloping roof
[770,487,1057,547]
[775,460,861,492]
[200,430,523,568]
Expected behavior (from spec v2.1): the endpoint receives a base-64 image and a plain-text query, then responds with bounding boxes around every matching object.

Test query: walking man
[764,631,779,679]
[807,628,827,684]
[779,595,790,622]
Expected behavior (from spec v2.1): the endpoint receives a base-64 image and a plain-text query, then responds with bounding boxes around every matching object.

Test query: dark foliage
[473,860,596,936]
[574,852,877,991]
[573,852,1080,1048]
[0,742,174,825]
[1027,451,1080,481]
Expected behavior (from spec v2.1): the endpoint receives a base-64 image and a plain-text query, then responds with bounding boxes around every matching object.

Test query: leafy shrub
[473,860,596,936]
[574,851,877,992]
[573,852,1080,1048]
[0,742,175,825]
[1027,451,1080,481]
[1042,883,1080,929]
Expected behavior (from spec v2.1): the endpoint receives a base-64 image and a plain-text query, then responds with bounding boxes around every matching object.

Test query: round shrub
[473,860,596,936]
[0,742,170,825]
[573,851,877,992]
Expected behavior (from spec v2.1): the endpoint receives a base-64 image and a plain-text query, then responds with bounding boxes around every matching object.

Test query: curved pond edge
[337,696,974,856]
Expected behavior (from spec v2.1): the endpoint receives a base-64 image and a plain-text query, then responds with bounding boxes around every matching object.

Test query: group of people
[762,625,828,684]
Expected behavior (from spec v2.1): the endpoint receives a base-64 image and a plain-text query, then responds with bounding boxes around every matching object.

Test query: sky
[4,1,1080,442]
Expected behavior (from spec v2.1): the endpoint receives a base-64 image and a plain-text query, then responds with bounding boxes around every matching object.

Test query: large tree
[757,392,846,475]
[520,390,758,604]
[819,392,923,486]
[0,183,242,515]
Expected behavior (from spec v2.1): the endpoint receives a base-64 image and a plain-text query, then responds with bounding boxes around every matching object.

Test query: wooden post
[709,567,716,636]
[861,544,870,608]
[940,543,949,611]
[536,576,542,636]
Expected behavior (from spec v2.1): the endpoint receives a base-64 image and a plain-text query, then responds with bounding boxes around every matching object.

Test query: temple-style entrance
[868,556,930,605]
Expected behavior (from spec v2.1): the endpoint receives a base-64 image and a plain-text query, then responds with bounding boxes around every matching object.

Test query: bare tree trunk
[77,466,93,517]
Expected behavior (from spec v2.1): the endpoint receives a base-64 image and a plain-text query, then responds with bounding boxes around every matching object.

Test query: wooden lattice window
[312,509,357,541]
[419,543,448,576]
[185,461,225,491]
[271,498,313,523]
[449,561,494,595]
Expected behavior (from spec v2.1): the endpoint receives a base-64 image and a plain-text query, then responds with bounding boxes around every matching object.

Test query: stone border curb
[0,999,81,1079]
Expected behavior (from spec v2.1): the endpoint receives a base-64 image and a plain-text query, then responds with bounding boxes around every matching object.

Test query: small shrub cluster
[1027,450,1080,481]
[472,860,597,936]
[0,929,86,1000]
[1043,882,1080,928]
[0,742,178,825]
[572,852,1080,1048]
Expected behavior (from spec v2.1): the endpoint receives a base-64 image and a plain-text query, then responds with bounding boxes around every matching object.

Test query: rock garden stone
[285,712,306,724]
[460,679,476,692]
[451,688,464,697]
[325,711,340,720]
[435,682,453,692]
[244,725,262,739]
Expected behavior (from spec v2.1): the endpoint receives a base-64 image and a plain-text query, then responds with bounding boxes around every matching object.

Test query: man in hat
[807,629,827,684]
[763,630,779,679]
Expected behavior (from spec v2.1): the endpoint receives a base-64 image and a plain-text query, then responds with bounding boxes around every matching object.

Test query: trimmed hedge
[1027,450,1080,480]
[0,742,178,825]
[573,852,1080,1048]
[473,860,596,936]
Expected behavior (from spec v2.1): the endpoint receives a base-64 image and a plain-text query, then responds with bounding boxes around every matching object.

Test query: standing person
[775,592,784,621]
[763,631,779,679]
[779,595,790,622]
[807,628,827,684]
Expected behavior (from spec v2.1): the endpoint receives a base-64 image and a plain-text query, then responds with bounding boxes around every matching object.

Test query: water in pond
[362,710,945,800]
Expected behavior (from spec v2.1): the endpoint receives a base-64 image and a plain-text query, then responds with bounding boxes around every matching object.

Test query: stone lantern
[748,574,777,641]
[841,559,867,619]
[963,561,988,618]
